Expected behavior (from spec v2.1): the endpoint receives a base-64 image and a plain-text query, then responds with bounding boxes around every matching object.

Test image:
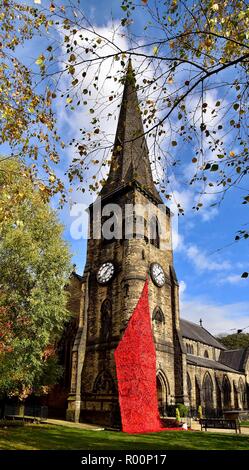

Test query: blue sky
[6,1,249,335]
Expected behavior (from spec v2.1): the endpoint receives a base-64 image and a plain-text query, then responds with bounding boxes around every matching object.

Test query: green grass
[241,421,249,427]
[0,424,249,450]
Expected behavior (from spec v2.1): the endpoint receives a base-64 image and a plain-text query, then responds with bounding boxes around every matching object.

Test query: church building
[61,61,249,426]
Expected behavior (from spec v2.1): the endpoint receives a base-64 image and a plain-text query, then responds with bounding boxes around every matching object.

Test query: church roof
[180,318,226,350]
[71,272,83,282]
[100,59,162,203]
[186,354,240,373]
[219,348,249,372]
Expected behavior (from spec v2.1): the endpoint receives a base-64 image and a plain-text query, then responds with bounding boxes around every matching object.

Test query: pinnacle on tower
[101,59,162,203]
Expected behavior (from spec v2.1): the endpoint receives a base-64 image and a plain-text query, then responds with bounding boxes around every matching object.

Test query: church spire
[101,59,162,203]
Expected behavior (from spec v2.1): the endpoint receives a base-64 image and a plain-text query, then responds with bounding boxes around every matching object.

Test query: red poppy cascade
[114,279,162,433]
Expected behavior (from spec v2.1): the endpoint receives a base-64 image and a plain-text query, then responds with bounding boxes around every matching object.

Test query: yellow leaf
[66,97,72,104]
[167,76,174,84]
[153,46,158,56]
[35,55,45,66]
[212,3,219,11]
[34,0,41,4]
[230,151,235,157]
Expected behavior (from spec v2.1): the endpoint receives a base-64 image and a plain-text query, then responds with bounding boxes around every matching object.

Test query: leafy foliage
[0,1,249,273]
[0,158,72,397]
[1,2,249,204]
[175,403,189,417]
[0,1,66,204]
[216,333,249,349]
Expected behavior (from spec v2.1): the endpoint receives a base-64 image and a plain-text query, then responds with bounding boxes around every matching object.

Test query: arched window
[204,350,209,358]
[100,299,112,341]
[239,378,246,409]
[222,376,231,409]
[93,370,115,394]
[102,210,122,243]
[186,344,194,354]
[152,306,165,324]
[187,373,192,407]
[234,382,239,409]
[202,372,214,415]
[195,377,201,409]
[215,377,222,414]
[123,213,146,240]
[148,215,160,249]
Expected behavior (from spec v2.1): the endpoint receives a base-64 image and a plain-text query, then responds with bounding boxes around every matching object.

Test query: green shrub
[175,403,189,417]
[166,403,189,418]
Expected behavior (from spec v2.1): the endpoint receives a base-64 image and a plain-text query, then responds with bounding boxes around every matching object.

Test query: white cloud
[180,296,249,336]
[179,280,187,298]
[167,169,220,222]
[218,274,245,285]
[174,234,231,273]
[170,189,193,214]
[185,243,231,272]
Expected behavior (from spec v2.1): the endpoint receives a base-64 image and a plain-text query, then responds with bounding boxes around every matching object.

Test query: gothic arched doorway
[156,371,168,417]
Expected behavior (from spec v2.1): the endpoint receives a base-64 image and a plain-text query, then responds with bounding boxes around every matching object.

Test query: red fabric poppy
[115,279,164,433]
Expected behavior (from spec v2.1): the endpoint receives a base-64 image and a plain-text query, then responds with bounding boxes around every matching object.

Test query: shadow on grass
[0,425,249,450]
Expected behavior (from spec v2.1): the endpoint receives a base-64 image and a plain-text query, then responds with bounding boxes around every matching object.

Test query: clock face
[97,262,115,284]
[150,263,166,287]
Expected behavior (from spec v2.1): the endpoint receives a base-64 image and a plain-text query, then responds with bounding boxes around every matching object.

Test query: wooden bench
[200,418,241,434]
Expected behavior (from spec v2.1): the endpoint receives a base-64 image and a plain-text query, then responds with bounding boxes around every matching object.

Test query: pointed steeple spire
[101,59,162,202]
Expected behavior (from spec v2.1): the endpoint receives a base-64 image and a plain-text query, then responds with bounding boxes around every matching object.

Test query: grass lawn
[241,421,249,427]
[0,424,249,450]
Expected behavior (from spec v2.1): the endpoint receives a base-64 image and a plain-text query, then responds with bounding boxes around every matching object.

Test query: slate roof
[180,318,226,350]
[219,348,249,372]
[100,59,162,203]
[71,272,83,283]
[186,354,240,373]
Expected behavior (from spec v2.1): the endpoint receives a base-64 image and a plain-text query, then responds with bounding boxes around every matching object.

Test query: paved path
[46,419,104,431]
[190,420,249,435]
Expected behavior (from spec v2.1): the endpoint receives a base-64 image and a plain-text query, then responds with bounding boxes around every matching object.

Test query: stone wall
[186,363,247,413]
[183,338,221,361]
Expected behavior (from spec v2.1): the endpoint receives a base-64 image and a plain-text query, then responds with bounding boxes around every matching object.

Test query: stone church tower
[66,60,188,425]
